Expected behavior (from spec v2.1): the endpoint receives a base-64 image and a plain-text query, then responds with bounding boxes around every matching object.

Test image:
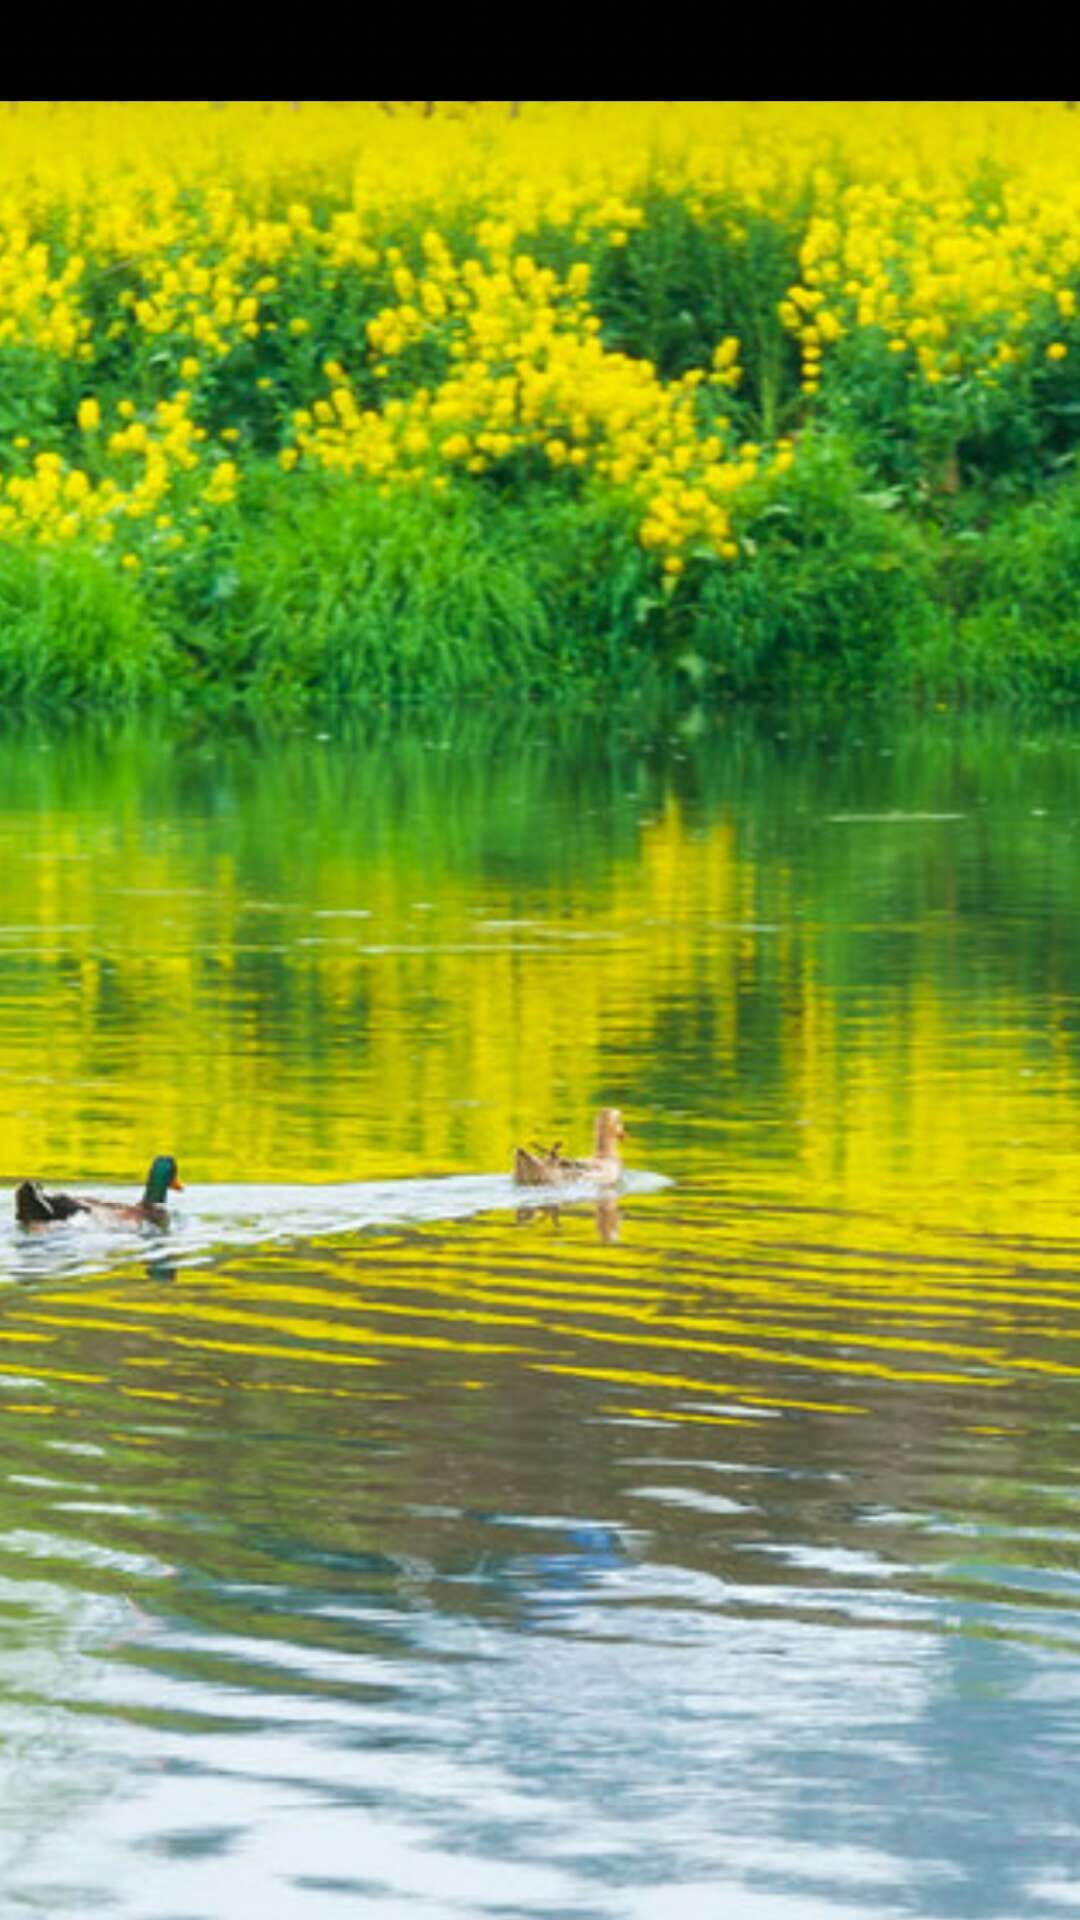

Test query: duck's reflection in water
[515,1191,621,1244]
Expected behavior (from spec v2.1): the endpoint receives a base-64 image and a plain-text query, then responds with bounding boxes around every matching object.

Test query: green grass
[141,474,660,709]
[134,448,953,711]
[0,544,167,703]
[9,441,1080,713]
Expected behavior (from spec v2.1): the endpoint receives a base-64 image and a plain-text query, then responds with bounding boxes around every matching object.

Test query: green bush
[665,434,943,693]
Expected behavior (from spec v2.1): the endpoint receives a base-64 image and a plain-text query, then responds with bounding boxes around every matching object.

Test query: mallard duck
[513,1108,626,1188]
[15,1155,184,1230]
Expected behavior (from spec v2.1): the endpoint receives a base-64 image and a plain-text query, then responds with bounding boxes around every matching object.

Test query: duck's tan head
[594,1108,626,1153]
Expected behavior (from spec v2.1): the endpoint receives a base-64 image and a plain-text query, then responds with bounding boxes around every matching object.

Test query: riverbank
[2,102,1080,708]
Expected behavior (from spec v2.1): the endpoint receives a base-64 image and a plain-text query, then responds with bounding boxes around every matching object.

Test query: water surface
[1,708,1080,1917]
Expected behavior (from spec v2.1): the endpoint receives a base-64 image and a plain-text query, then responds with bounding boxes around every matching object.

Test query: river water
[0,706,1079,1917]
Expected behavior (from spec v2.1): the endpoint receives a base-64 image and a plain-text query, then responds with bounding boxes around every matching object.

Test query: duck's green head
[144,1155,183,1205]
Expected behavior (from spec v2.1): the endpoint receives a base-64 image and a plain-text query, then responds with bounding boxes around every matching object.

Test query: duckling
[513,1108,626,1188]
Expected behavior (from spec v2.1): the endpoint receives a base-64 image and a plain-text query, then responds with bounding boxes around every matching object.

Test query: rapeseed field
[1,101,1079,704]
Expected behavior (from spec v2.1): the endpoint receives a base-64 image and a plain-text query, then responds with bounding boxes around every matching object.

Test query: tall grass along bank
[0,101,1080,706]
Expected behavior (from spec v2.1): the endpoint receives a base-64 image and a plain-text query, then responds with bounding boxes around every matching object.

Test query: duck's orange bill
[170,1176,185,1191]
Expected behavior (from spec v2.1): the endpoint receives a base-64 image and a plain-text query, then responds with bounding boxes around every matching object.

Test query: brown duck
[513,1108,626,1188]
[15,1155,184,1230]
